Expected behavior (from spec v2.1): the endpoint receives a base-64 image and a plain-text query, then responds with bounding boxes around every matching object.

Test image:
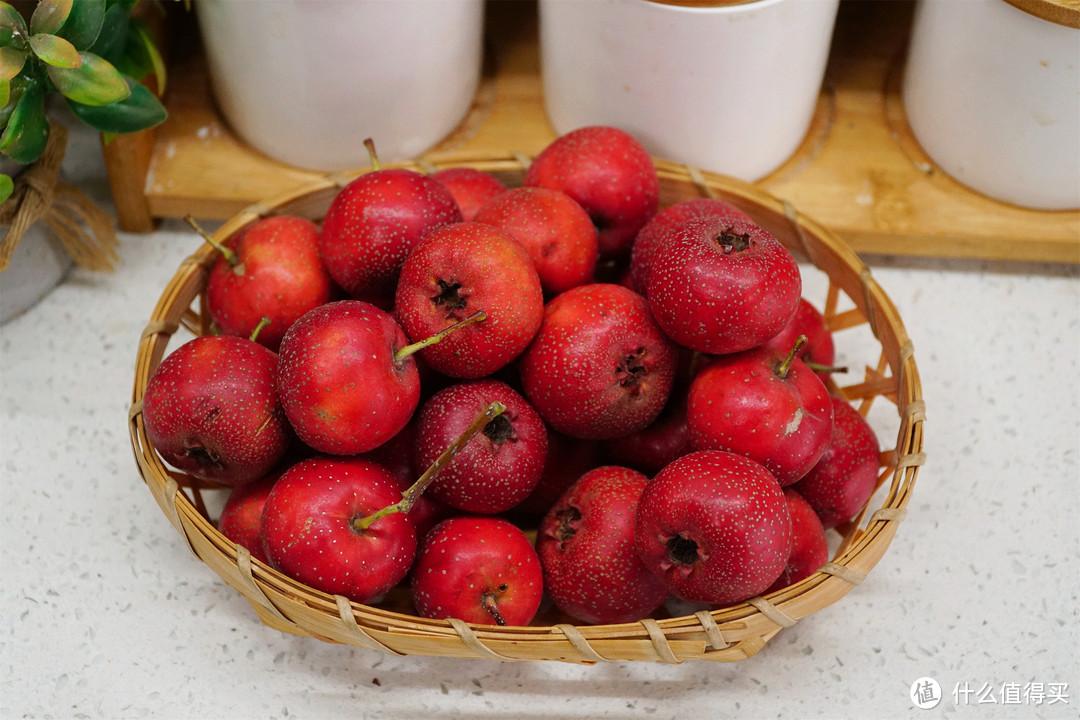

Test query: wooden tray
[102,1,1078,264]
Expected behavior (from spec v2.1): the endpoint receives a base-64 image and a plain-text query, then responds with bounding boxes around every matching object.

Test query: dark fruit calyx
[616,347,647,395]
[183,441,225,472]
[553,506,582,550]
[482,414,516,445]
[715,230,751,254]
[661,532,704,578]
[667,534,699,565]
[432,278,468,319]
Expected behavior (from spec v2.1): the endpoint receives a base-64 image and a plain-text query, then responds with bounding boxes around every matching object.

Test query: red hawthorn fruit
[629,197,750,293]
[141,334,293,487]
[320,144,462,300]
[686,342,834,486]
[472,186,599,295]
[394,222,544,379]
[762,298,837,379]
[430,167,507,222]
[359,420,455,541]
[538,466,669,624]
[218,470,282,563]
[414,379,548,514]
[791,396,882,529]
[524,125,659,258]
[519,283,678,440]
[634,450,793,605]
[260,456,417,605]
[410,516,543,626]
[764,488,830,594]
[275,300,420,455]
[204,214,334,351]
[646,216,802,355]
[511,430,601,519]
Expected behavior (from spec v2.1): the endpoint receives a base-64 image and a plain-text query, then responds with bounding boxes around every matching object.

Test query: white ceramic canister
[538,0,840,182]
[903,0,1080,210]
[197,0,485,171]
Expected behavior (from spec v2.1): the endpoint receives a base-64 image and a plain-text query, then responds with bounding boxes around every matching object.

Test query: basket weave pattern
[128,156,925,663]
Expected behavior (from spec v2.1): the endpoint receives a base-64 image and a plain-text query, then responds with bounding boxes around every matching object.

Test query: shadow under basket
[128,155,926,664]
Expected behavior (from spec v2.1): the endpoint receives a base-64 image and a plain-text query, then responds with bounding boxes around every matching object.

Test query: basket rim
[128,153,925,663]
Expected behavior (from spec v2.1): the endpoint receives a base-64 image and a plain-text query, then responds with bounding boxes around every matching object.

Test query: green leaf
[0,73,26,130]
[0,2,28,38]
[123,19,164,94]
[0,77,7,107]
[0,27,21,49]
[0,172,13,203]
[88,3,128,65]
[56,0,105,51]
[30,0,73,36]
[66,75,164,133]
[105,0,139,13]
[47,51,129,105]
[29,33,82,68]
[0,45,25,79]
[0,79,49,164]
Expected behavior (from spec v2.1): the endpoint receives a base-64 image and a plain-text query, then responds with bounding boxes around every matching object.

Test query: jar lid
[1002,0,1080,28]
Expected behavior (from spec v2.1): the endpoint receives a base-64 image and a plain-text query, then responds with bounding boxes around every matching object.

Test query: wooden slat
[763,1,1079,264]
[102,1,1079,263]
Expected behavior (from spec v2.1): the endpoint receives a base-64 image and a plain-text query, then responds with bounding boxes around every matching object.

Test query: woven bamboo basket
[128,154,925,664]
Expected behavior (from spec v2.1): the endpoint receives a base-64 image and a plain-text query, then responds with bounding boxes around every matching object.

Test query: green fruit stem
[804,360,848,375]
[352,400,507,532]
[364,137,381,171]
[393,310,487,364]
[777,334,809,380]
[249,317,271,343]
[184,214,238,267]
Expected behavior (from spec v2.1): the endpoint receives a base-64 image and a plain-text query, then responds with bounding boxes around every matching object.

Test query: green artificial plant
[0,0,167,203]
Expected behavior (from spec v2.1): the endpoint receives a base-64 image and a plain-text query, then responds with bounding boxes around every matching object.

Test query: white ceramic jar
[197,0,485,171]
[538,0,840,182]
[903,0,1080,210]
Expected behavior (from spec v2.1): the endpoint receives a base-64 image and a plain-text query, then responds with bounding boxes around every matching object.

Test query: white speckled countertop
[2,128,1078,720]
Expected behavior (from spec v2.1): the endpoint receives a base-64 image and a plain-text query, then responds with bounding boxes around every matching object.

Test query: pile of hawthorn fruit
[141,126,882,628]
